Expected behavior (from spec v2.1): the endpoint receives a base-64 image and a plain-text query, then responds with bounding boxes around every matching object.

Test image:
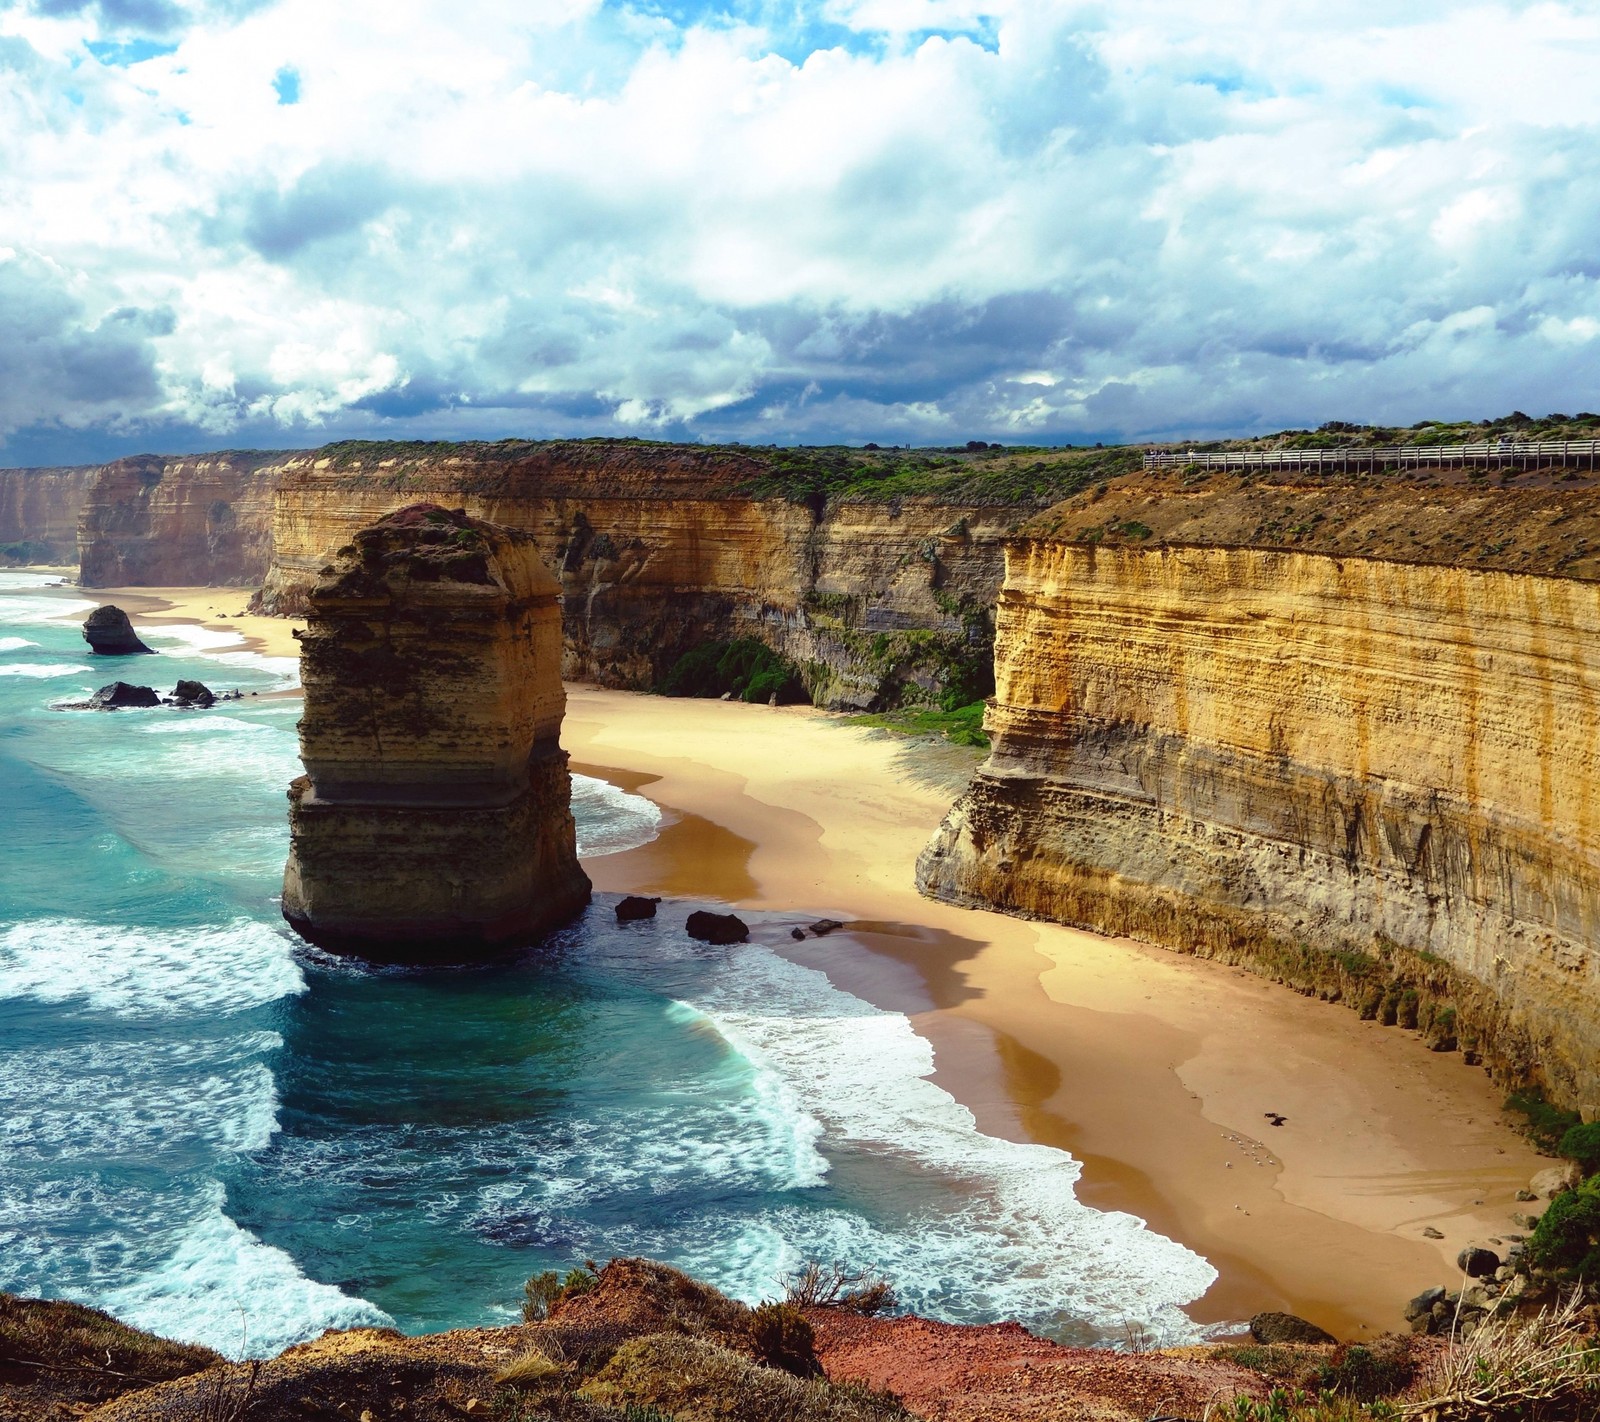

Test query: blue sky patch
[273,65,301,104]
[85,38,178,67]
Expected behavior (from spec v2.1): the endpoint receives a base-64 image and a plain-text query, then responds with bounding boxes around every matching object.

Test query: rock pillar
[282,503,590,958]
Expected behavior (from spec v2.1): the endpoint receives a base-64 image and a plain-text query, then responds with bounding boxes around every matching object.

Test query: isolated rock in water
[790,927,806,941]
[281,503,591,959]
[1404,1287,1446,1322]
[616,895,661,922]
[685,910,749,945]
[1456,1246,1500,1279]
[1248,1312,1336,1346]
[88,682,160,709]
[171,679,215,708]
[81,605,153,655]
[809,918,844,936]
[1531,1162,1583,1199]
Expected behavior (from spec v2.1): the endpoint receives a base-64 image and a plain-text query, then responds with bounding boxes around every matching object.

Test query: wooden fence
[1143,440,1600,474]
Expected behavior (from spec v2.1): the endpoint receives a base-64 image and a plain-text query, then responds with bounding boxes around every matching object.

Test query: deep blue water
[0,571,1214,1358]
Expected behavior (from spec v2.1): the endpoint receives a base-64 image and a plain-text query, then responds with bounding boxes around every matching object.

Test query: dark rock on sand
[1456,1246,1499,1279]
[810,918,844,936]
[88,682,160,709]
[616,895,661,921]
[790,927,806,940]
[171,679,215,708]
[1248,1312,1336,1346]
[1404,1287,1445,1322]
[686,910,749,945]
[82,605,153,655]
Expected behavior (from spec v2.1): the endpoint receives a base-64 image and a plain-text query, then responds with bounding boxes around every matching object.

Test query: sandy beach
[95,587,1554,1339]
[561,688,1550,1340]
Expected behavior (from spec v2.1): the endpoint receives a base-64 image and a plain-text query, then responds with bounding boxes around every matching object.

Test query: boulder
[81,605,153,656]
[1247,1312,1336,1346]
[171,679,215,708]
[685,910,749,945]
[1403,1287,1445,1322]
[1531,1162,1583,1199]
[809,919,845,936]
[790,927,806,941]
[1456,1247,1499,1279]
[88,682,160,710]
[1421,1226,1445,1239]
[615,895,661,922]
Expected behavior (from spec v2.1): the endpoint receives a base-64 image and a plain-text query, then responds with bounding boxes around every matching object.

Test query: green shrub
[1528,1176,1600,1276]
[747,1301,819,1377]
[1558,1122,1600,1173]
[523,1265,599,1322]
[659,639,807,704]
[1507,1090,1584,1153]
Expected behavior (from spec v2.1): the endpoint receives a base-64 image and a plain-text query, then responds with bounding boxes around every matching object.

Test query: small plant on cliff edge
[782,1261,898,1316]
[747,1301,821,1377]
[1527,1176,1600,1277]
[522,1264,598,1322]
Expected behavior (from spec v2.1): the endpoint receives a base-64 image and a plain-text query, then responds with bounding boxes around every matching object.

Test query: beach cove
[77,584,1551,1340]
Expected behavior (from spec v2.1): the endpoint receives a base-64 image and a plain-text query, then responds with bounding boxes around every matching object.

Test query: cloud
[0,0,1599,461]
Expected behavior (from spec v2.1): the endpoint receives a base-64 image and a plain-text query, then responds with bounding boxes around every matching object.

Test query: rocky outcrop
[86,682,160,709]
[78,450,297,588]
[282,503,590,958]
[919,514,1600,1115]
[0,464,96,563]
[81,605,153,655]
[250,442,1050,708]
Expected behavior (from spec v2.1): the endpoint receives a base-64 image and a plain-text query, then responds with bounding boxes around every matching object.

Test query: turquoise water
[0,571,1216,1358]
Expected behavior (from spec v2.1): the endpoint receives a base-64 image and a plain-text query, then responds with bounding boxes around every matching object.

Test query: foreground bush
[579,1332,909,1422]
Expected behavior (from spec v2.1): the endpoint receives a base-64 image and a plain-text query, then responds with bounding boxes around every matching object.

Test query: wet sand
[79,584,305,661]
[564,686,1549,1339]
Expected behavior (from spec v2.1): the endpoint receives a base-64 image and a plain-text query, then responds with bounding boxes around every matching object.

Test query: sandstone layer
[282,503,590,957]
[919,533,1600,1115]
[250,441,1055,707]
[0,464,95,562]
[78,450,297,587]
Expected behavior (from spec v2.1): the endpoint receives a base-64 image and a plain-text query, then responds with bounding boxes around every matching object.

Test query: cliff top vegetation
[1025,458,1600,579]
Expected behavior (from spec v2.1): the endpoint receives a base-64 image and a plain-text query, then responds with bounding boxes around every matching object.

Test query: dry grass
[578,1332,910,1422]
[1401,1291,1600,1422]
[497,1340,570,1388]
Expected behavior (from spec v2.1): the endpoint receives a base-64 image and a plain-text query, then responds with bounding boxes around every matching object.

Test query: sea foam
[0,918,306,1017]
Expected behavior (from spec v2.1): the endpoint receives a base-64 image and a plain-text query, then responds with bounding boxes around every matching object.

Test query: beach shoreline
[91,587,1552,1339]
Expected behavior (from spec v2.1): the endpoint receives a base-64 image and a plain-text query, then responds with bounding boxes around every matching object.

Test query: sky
[3,0,1600,463]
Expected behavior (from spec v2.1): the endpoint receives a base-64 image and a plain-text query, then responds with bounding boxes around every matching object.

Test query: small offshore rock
[1457,1246,1499,1279]
[790,927,806,941]
[1404,1287,1445,1322]
[171,679,215,708]
[1531,1162,1583,1199]
[810,918,844,936]
[82,604,154,655]
[1422,1226,1445,1239]
[1248,1311,1336,1346]
[685,910,749,945]
[88,681,160,710]
[615,895,661,922]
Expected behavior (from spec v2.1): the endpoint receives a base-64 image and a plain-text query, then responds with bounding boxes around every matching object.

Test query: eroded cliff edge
[0,464,96,563]
[919,469,1600,1115]
[249,440,1118,706]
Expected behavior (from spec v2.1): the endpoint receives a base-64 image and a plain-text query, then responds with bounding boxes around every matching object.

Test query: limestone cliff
[78,450,298,587]
[0,464,96,562]
[250,441,1072,707]
[920,471,1600,1114]
[282,503,590,957]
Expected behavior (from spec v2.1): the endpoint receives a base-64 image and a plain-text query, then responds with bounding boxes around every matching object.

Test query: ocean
[0,570,1216,1358]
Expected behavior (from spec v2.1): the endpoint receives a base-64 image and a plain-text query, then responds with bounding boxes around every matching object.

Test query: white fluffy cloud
[1,0,1599,458]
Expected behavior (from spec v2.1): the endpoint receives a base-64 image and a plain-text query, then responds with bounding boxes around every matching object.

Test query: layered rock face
[78,451,297,587]
[0,465,96,562]
[252,444,1019,707]
[919,538,1600,1114]
[282,504,590,957]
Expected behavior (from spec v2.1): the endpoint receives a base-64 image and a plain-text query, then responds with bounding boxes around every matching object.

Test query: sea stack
[82,605,154,655]
[282,503,591,958]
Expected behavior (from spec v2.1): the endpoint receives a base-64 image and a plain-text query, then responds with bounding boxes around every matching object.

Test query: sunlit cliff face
[920,537,1600,1114]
